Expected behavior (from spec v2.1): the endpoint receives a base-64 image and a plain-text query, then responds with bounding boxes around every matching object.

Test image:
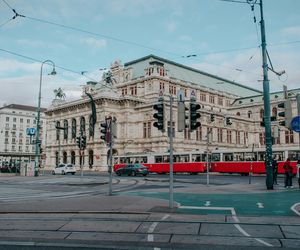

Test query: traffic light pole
[169,96,174,209]
[259,0,273,189]
[108,120,113,196]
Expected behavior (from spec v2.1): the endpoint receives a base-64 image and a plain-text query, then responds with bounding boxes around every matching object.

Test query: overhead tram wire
[0,18,13,28]
[0,47,111,89]
[0,0,182,59]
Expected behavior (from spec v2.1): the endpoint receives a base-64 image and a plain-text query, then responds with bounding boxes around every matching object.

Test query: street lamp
[34,60,56,177]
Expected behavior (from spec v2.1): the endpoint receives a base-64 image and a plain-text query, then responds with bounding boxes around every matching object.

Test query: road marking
[291,202,300,216]
[179,205,273,247]
[147,214,170,250]
[256,202,264,209]
[204,201,211,206]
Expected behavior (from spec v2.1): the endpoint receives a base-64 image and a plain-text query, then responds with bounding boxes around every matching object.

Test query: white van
[52,163,76,175]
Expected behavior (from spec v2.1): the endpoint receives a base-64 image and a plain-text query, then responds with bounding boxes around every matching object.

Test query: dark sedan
[115,164,149,176]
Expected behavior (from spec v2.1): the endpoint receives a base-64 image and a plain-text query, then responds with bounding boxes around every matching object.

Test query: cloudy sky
[0,0,299,108]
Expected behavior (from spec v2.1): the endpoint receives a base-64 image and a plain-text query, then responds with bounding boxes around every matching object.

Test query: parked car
[52,163,76,175]
[115,164,149,176]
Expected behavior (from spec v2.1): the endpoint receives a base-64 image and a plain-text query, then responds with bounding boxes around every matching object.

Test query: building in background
[45,55,300,171]
[0,104,46,169]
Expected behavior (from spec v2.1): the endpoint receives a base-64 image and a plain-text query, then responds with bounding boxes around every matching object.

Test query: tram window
[223,153,233,161]
[179,155,189,162]
[245,153,254,161]
[212,153,220,162]
[192,154,201,162]
[235,153,244,161]
[273,152,284,161]
[288,151,299,161]
[258,152,265,161]
[155,156,163,163]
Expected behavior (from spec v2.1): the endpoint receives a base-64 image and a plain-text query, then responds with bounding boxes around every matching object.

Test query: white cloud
[81,38,107,49]
[280,26,300,38]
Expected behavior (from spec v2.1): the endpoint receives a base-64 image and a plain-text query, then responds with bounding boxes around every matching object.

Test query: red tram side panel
[114,162,206,174]
[114,161,297,175]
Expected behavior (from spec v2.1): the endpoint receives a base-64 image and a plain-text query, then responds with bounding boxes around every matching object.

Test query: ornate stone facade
[45,55,300,170]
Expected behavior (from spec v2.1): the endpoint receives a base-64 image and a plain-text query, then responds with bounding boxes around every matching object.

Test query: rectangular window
[159,82,165,90]
[143,122,151,138]
[285,130,294,144]
[244,132,248,146]
[5,131,9,137]
[218,97,223,106]
[209,95,215,104]
[259,132,265,145]
[184,128,190,140]
[6,117,9,122]
[196,126,202,141]
[13,117,16,122]
[200,93,206,102]
[27,119,30,124]
[236,131,241,144]
[169,85,176,95]
[20,118,23,123]
[217,128,223,142]
[122,88,127,95]
[227,130,232,144]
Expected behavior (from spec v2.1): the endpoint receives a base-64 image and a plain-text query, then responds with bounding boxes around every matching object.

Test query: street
[0,172,300,249]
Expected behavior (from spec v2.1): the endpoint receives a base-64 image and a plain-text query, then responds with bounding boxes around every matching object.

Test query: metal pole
[108,118,113,196]
[297,94,300,156]
[206,129,210,185]
[259,0,273,189]
[169,96,174,209]
[35,60,55,177]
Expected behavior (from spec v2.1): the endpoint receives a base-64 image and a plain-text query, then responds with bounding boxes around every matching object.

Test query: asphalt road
[0,172,300,249]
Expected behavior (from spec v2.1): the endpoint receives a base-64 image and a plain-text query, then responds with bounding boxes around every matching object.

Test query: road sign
[26,127,36,136]
[291,116,300,133]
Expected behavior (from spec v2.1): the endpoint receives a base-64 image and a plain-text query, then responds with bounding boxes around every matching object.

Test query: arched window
[71,118,76,139]
[260,109,264,119]
[272,107,277,117]
[56,121,60,140]
[71,151,76,165]
[89,150,94,169]
[63,120,68,140]
[80,117,86,135]
[63,151,67,163]
[247,111,252,118]
[89,115,94,138]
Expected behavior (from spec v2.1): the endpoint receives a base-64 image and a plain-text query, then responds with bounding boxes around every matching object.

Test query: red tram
[113,148,299,175]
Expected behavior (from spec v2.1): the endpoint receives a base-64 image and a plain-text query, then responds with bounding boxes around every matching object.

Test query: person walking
[272,156,278,185]
[283,158,293,188]
[296,159,300,189]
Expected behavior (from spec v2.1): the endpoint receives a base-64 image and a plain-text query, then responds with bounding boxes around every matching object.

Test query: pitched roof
[0,104,46,112]
[125,54,262,97]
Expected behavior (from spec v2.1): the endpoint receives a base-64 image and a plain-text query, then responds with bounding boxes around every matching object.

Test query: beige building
[45,55,300,170]
[0,104,46,167]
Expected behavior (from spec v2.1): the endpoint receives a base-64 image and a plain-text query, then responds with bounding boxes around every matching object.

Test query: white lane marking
[147,214,170,247]
[204,201,211,206]
[256,202,264,209]
[179,205,273,247]
[291,202,300,216]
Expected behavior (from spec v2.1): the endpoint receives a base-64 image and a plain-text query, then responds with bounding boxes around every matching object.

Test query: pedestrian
[283,158,293,188]
[272,156,278,185]
[296,159,300,189]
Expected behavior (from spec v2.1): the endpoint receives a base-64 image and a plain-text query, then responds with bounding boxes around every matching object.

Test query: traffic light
[210,114,215,123]
[100,122,108,142]
[81,135,87,149]
[190,101,201,131]
[76,136,81,148]
[153,100,164,131]
[278,100,292,129]
[225,117,232,126]
[177,102,188,132]
[40,147,43,154]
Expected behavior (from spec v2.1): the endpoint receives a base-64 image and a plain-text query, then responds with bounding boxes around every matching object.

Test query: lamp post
[34,60,56,177]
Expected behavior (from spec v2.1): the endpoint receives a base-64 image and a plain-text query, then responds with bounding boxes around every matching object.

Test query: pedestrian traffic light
[76,136,81,148]
[225,117,232,126]
[190,101,201,131]
[177,102,188,132]
[81,135,87,149]
[278,100,292,129]
[100,122,108,142]
[210,114,215,123]
[153,100,164,131]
